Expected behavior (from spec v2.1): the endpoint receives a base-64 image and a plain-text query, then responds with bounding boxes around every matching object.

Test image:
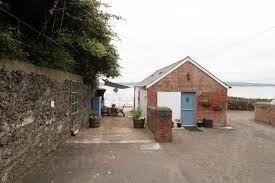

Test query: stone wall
[254,102,275,126]
[147,107,172,142]
[0,59,94,183]
[228,97,272,111]
[147,60,228,127]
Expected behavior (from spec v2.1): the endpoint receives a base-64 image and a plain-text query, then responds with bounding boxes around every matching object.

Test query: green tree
[0,0,121,86]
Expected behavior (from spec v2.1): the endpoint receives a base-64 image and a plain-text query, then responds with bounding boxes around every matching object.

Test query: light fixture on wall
[113,88,118,93]
[186,73,191,81]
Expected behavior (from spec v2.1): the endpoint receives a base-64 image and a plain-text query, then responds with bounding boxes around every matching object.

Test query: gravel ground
[19,111,275,183]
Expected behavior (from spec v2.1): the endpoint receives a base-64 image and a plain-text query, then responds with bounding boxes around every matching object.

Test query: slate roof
[136,58,184,87]
[136,56,231,89]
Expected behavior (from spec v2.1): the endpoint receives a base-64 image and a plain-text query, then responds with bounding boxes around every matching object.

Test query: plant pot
[203,119,213,128]
[133,118,145,128]
[89,117,101,128]
[177,123,182,128]
[71,128,79,136]
[197,121,204,128]
[213,105,223,111]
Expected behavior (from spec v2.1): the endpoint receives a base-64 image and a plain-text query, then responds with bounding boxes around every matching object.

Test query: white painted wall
[134,87,147,116]
[157,92,181,121]
[103,86,134,107]
[140,89,147,116]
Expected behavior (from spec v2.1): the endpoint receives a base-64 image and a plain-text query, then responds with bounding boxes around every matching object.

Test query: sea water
[103,86,275,107]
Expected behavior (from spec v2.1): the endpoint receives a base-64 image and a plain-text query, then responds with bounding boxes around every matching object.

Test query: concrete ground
[19,111,275,183]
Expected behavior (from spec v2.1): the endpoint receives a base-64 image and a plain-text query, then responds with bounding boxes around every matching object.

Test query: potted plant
[201,99,212,108]
[175,119,181,128]
[132,107,145,128]
[89,111,101,128]
[70,127,79,136]
[203,118,213,128]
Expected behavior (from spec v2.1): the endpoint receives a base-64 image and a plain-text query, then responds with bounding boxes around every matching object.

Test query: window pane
[71,92,78,114]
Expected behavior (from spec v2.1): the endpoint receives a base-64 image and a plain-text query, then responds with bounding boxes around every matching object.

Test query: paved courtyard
[19,111,275,183]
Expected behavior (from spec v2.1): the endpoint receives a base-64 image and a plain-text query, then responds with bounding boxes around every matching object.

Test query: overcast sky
[104,0,275,83]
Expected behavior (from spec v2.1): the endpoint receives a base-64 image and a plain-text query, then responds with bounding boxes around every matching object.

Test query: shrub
[89,111,97,120]
[0,0,121,86]
[0,26,27,59]
[132,107,142,120]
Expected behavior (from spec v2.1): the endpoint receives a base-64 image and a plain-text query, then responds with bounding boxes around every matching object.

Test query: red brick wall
[147,107,172,142]
[254,103,275,126]
[147,61,228,127]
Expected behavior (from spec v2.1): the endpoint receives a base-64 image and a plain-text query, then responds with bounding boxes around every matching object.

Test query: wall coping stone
[0,59,83,83]
[155,106,172,112]
[254,102,275,110]
[254,102,275,108]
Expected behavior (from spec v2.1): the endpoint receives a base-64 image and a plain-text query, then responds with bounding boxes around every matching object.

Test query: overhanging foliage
[0,0,121,85]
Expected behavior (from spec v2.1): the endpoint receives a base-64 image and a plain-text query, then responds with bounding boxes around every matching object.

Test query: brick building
[134,56,231,127]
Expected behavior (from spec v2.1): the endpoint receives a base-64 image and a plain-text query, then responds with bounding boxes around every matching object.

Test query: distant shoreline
[225,82,275,87]
[118,82,275,87]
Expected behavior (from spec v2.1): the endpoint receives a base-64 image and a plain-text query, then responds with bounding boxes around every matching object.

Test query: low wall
[147,107,172,142]
[254,102,275,126]
[228,97,272,111]
[0,60,94,183]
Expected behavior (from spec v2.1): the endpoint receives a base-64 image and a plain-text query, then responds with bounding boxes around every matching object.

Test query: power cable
[0,6,61,48]
[0,5,79,54]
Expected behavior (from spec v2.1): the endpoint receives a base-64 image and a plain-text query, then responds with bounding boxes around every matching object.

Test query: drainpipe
[134,86,136,110]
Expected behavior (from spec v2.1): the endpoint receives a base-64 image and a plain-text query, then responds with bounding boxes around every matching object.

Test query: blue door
[181,93,196,126]
[92,97,102,117]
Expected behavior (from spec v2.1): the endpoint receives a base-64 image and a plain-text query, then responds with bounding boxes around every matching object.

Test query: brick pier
[147,107,172,142]
[254,102,275,126]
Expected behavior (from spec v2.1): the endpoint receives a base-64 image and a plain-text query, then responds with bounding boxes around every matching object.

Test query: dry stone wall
[0,60,94,183]
[228,97,271,111]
